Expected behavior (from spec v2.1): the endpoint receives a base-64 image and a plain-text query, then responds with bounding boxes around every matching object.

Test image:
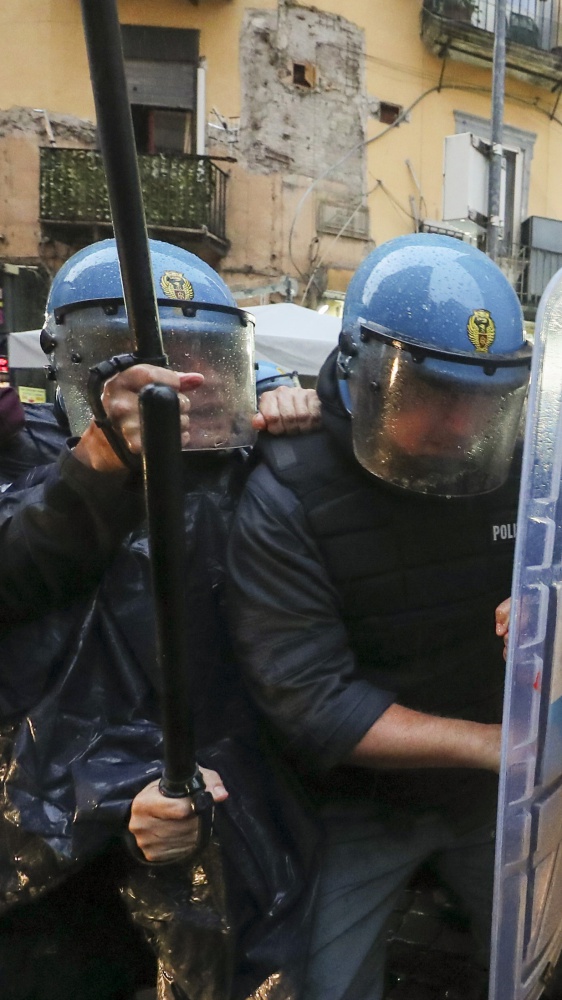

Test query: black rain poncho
[0,439,317,1000]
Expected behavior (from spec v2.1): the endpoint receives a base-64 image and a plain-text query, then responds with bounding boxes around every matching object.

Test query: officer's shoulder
[255,429,342,485]
[257,429,318,465]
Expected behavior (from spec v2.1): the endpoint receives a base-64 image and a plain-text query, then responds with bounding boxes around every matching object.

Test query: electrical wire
[378,181,418,223]
[299,180,381,306]
[288,104,418,275]
[288,78,562,279]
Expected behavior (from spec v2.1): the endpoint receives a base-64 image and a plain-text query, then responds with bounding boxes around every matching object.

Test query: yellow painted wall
[0,135,40,258]
[0,0,275,120]
[294,0,562,246]
[299,0,562,286]
[2,0,562,287]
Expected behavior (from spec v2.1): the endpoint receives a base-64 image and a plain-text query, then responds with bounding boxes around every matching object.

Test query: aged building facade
[1,0,562,338]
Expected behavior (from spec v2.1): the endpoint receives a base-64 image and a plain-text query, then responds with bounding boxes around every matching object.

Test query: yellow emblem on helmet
[160,271,195,301]
[467,309,496,353]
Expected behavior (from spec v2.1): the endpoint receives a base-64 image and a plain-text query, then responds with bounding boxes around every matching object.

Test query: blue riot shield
[490,270,562,1000]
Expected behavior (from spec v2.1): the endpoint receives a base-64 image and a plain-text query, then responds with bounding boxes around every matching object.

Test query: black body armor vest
[257,396,520,822]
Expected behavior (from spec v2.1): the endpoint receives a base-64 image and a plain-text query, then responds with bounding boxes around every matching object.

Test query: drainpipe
[196,58,207,156]
[487,0,507,261]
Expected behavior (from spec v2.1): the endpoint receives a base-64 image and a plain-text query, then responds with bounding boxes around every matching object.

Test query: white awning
[251,302,340,376]
[8,330,46,368]
[8,304,342,377]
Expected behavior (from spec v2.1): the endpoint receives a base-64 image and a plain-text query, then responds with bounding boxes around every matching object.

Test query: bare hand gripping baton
[80,0,213,836]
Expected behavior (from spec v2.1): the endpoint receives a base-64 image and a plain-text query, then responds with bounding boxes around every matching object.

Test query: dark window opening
[292,62,316,88]
[122,25,198,156]
[131,106,194,155]
[379,102,403,125]
[0,267,49,336]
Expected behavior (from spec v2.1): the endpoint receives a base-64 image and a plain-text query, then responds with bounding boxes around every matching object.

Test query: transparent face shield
[344,324,531,497]
[45,301,257,451]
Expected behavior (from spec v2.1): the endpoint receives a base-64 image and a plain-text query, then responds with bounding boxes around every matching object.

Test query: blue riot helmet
[338,233,531,497]
[255,360,300,399]
[41,239,256,451]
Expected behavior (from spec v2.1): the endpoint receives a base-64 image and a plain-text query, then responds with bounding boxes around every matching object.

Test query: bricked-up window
[292,62,317,88]
[121,25,199,154]
[379,102,403,125]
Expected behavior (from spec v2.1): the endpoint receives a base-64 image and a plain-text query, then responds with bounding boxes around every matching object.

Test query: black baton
[80,0,212,826]
[139,386,212,818]
[80,0,165,364]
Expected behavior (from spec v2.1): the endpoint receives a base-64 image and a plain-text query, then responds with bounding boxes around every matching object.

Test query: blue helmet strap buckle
[88,352,167,471]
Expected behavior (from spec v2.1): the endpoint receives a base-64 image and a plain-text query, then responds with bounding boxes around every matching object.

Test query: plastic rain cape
[0,457,317,1000]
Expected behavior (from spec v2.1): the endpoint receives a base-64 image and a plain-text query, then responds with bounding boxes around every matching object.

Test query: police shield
[490,269,562,1000]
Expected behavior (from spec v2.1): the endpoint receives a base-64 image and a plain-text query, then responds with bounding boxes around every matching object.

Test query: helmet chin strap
[338,377,353,414]
[87,352,166,470]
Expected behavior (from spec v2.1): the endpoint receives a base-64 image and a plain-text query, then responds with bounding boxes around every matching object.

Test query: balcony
[39,147,229,257]
[421,0,562,90]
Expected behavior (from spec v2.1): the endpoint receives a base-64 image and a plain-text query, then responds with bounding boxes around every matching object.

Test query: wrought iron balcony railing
[426,0,562,51]
[417,224,562,316]
[422,0,562,88]
[496,241,562,316]
[40,147,229,247]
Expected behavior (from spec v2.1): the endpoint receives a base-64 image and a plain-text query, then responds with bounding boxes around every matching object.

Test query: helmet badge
[160,271,195,301]
[467,309,496,353]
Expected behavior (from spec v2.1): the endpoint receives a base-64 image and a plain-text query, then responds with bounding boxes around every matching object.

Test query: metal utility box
[521,215,562,303]
[443,132,505,236]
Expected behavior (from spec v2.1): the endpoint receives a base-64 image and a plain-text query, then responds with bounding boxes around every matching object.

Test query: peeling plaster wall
[0,108,96,265]
[224,5,370,300]
[239,6,366,188]
[0,108,96,146]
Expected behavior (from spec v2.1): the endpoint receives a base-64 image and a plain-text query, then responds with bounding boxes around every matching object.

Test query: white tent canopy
[8,330,46,368]
[8,303,341,377]
[251,303,340,375]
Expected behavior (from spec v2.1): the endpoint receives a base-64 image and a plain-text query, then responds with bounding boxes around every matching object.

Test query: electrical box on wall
[443,132,506,239]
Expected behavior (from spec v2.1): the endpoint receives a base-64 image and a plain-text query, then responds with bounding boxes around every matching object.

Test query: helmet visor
[162,306,256,451]
[347,335,529,496]
[48,302,257,451]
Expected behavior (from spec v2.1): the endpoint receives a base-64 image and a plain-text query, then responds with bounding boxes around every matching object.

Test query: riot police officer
[227,233,532,1000]
[0,239,319,1000]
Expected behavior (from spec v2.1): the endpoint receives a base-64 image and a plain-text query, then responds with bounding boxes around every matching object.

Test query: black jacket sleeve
[0,445,142,623]
[227,464,395,772]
